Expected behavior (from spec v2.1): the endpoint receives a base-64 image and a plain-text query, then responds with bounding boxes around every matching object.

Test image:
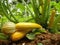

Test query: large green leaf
[16,3,25,12]
[0,33,8,40]
[26,33,35,40]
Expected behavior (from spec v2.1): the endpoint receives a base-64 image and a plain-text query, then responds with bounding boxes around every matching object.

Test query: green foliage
[49,1,60,33]
[26,33,35,40]
[37,43,43,45]
[0,33,8,40]
[26,29,46,40]
[51,15,60,33]
[0,0,60,36]
[16,3,25,12]
[51,1,60,12]
[0,0,19,23]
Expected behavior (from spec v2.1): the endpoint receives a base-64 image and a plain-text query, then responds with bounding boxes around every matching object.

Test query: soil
[0,32,60,45]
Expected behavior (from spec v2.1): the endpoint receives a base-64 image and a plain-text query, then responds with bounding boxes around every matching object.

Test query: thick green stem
[31,0,41,24]
[6,0,19,23]
[42,0,48,22]
[7,8,19,23]
[49,9,56,28]
[22,0,35,21]
[40,0,51,28]
[0,1,16,23]
[52,15,60,33]
[46,0,51,21]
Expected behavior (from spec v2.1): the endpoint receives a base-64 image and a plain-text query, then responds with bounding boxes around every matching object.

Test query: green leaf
[26,33,35,40]
[51,15,60,33]
[31,0,41,23]
[0,33,8,40]
[38,43,43,45]
[32,29,46,34]
[16,3,25,12]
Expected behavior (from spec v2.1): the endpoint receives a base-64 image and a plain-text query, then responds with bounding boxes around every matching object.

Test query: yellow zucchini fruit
[11,32,26,41]
[15,23,42,31]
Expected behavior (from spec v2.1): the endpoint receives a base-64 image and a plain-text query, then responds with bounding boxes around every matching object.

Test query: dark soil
[0,32,60,45]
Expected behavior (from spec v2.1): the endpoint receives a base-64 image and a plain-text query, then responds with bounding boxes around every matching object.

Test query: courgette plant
[0,0,60,40]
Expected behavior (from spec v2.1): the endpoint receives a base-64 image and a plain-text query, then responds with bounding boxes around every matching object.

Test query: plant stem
[0,17,3,31]
[46,0,51,20]
[42,0,48,22]
[48,9,59,33]
[25,18,33,22]
[31,0,41,24]
[48,9,56,28]
[0,1,16,23]
[6,0,19,23]
[52,15,60,33]
[22,0,35,21]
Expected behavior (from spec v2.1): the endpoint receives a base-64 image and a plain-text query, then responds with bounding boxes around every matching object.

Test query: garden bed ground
[0,32,60,45]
